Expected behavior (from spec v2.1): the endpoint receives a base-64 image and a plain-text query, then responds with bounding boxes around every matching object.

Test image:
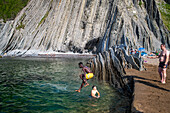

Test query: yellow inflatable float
[86,73,94,80]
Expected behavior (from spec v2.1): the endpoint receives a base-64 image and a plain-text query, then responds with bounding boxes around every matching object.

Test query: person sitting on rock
[148,52,156,56]
[75,62,94,92]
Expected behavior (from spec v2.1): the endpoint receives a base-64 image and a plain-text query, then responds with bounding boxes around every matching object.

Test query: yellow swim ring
[86,73,94,80]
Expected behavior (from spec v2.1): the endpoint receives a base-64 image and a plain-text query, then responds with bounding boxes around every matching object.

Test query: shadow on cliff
[84,37,102,53]
[131,76,160,83]
[164,0,170,4]
[131,76,170,92]
[131,107,144,113]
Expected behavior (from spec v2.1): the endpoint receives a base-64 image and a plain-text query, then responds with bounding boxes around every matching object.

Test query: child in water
[91,85,100,98]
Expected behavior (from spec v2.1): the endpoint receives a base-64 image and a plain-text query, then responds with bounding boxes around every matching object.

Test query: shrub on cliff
[157,0,170,31]
[0,0,29,22]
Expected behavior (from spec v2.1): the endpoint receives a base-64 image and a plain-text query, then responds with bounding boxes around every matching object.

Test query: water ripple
[0,58,130,113]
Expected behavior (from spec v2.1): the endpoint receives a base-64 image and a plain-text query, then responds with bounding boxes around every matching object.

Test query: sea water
[0,58,129,113]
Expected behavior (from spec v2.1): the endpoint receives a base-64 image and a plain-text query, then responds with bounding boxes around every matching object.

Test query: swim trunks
[159,62,167,68]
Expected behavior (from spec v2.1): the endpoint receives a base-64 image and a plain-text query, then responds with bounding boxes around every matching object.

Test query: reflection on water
[0,58,130,113]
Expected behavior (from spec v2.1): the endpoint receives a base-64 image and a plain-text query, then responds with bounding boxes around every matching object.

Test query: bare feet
[84,83,89,87]
[75,90,80,92]
[161,80,166,84]
[162,81,166,84]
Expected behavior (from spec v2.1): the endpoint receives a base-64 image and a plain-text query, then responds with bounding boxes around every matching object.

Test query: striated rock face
[88,45,143,96]
[0,0,169,55]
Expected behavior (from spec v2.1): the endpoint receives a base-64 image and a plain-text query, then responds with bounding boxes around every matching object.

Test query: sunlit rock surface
[0,0,169,55]
[88,45,143,96]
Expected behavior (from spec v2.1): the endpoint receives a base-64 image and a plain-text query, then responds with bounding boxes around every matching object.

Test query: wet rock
[89,45,140,96]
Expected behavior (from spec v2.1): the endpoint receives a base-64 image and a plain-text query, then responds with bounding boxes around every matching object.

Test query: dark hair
[161,43,165,46]
[92,85,96,89]
[78,62,83,65]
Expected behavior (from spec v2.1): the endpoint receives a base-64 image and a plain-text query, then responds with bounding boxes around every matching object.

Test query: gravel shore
[126,59,170,113]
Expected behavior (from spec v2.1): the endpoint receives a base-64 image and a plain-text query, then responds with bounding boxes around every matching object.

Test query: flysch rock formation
[0,0,169,56]
[88,45,141,96]
[87,45,144,112]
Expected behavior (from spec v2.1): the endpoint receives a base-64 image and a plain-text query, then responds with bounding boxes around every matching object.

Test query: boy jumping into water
[75,62,94,92]
[91,85,100,98]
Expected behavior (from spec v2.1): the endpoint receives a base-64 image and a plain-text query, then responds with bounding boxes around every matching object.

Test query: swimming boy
[75,62,94,92]
[91,85,100,98]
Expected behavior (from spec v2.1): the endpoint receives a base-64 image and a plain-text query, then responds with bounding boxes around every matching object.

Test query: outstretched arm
[97,90,100,98]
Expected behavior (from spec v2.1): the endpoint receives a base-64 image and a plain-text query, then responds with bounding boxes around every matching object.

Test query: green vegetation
[16,21,25,30]
[36,0,53,29]
[0,0,29,22]
[37,11,49,28]
[157,1,170,31]
[139,1,142,7]
[134,14,138,19]
[16,13,26,30]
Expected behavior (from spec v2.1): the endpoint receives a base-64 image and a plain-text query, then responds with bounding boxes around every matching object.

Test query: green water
[0,58,129,113]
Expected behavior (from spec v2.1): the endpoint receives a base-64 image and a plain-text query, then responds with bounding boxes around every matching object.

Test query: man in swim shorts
[157,44,169,84]
[75,62,94,92]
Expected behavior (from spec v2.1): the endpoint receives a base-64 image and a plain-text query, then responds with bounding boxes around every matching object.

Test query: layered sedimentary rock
[88,46,141,96]
[0,0,169,55]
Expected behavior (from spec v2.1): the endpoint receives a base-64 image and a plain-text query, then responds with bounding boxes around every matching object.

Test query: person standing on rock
[75,62,94,92]
[157,44,169,84]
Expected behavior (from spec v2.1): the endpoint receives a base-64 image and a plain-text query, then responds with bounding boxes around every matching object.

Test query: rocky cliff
[0,0,169,55]
[88,45,141,97]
